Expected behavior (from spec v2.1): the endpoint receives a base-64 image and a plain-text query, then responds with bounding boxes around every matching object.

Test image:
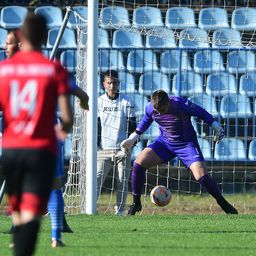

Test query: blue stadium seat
[133,7,164,29]
[99,6,131,29]
[60,50,77,73]
[0,28,8,48]
[212,28,242,49]
[198,8,229,31]
[179,28,210,49]
[0,50,6,61]
[239,72,256,96]
[145,28,176,49]
[118,71,136,93]
[165,7,196,29]
[189,94,218,117]
[98,49,125,72]
[138,71,170,96]
[194,50,225,74]
[112,30,143,49]
[206,72,237,96]
[131,141,144,162]
[127,50,159,73]
[160,50,192,74]
[191,117,199,135]
[41,49,51,58]
[34,6,63,28]
[172,71,203,96]
[142,122,160,140]
[248,139,256,160]
[64,134,72,160]
[214,138,247,161]
[0,6,28,29]
[220,94,252,118]
[47,28,77,48]
[227,51,255,74]
[67,6,88,29]
[197,138,212,160]
[127,93,149,117]
[231,7,256,32]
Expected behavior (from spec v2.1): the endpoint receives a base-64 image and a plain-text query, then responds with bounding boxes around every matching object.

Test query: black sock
[133,194,141,205]
[13,219,40,256]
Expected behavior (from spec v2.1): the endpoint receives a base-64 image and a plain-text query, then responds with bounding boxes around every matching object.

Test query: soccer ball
[150,185,172,207]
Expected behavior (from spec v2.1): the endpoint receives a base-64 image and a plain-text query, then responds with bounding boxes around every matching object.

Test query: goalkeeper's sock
[132,162,145,199]
[198,173,222,200]
[48,189,64,241]
[13,219,40,256]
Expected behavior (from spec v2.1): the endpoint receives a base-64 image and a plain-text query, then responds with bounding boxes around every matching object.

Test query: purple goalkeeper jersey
[136,96,215,143]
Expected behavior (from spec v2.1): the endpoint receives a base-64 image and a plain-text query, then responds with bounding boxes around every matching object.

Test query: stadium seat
[112,30,143,49]
[127,50,159,73]
[214,138,247,161]
[0,50,6,61]
[197,138,212,160]
[64,134,72,160]
[138,71,170,96]
[0,28,8,48]
[248,139,256,160]
[34,6,63,28]
[212,28,242,49]
[198,8,229,31]
[60,50,77,73]
[98,49,125,72]
[67,6,88,29]
[189,94,218,117]
[133,6,164,29]
[142,122,160,140]
[179,28,210,49]
[239,72,256,96]
[194,50,225,74]
[160,49,192,74]
[220,94,253,118]
[145,28,176,49]
[99,6,131,29]
[231,7,256,31]
[118,71,136,93]
[127,93,149,117]
[191,116,199,135]
[47,28,77,48]
[172,71,203,97]
[206,72,237,96]
[227,51,255,74]
[131,141,144,162]
[0,6,28,29]
[165,7,196,29]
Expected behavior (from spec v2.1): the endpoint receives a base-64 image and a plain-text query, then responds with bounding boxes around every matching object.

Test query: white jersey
[98,93,136,150]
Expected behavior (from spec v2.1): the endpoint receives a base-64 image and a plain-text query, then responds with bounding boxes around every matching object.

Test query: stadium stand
[197,138,212,160]
[112,30,143,49]
[248,139,256,160]
[60,50,77,73]
[239,72,256,96]
[118,71,136,93]
[231,7,256,31]
[0,28,8,48]
[67,6,88,29]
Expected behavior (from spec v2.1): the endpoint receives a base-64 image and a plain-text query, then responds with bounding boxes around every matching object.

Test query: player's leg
[115,153,131,215]
[189,161,238,214]
[97,150,113,200]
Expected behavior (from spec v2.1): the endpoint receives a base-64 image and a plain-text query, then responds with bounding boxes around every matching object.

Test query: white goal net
[64,1,256,215]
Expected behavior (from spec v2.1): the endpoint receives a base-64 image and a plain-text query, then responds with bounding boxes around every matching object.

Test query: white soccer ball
[150,185,172,207]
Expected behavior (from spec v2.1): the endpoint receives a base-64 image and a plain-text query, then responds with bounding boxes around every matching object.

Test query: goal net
[64,1,256,215]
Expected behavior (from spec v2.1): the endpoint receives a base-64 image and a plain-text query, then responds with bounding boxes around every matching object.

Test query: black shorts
[2,148,56,214]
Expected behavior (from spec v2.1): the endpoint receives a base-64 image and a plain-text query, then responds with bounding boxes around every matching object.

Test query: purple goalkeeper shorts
[147,136,205,168]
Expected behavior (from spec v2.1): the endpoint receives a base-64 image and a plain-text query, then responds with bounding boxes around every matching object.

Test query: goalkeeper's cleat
[127,202,142,215]
[51,239,65,248]
[62,215,73,233]
[217,197,238,215]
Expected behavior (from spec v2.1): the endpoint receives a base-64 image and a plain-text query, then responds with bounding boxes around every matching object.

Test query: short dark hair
[21,13,47,48]
[151,90,169,110]
[103,70,118,80]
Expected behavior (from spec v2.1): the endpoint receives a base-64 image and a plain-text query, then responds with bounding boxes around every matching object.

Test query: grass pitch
[0,214,256,256]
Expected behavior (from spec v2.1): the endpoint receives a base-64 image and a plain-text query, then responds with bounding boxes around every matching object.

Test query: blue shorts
[147,136,205,168]
[54,140,64,178]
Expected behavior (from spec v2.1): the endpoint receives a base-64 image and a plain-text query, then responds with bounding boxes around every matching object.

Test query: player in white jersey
[97,70,136,215]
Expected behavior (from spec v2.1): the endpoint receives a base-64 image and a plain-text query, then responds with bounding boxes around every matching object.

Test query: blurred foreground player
[121,90,238,215]
[0,13,72,256]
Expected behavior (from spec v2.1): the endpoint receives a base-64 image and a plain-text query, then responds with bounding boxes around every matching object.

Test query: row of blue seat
[131,137,256,161]
[3,5,253,32]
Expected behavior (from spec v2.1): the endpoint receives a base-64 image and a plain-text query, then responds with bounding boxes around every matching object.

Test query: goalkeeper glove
[211,121,224,143]
[120,132,140,154]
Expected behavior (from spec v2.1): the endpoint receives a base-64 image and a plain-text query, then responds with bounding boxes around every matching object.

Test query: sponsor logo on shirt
[103,106,119,112]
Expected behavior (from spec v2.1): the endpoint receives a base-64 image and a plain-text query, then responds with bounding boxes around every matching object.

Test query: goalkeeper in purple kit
[121,90,238,215]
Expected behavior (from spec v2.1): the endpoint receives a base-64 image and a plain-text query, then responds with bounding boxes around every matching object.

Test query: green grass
[1,214,256,256]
